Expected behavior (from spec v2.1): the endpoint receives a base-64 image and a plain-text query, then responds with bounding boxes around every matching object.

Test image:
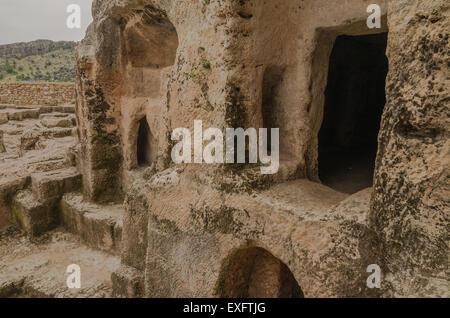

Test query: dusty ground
[0,228,119,298]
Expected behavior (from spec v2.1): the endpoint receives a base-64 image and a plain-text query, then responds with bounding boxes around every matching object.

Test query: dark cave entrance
[319,33,388,194]
[137,117,152,166]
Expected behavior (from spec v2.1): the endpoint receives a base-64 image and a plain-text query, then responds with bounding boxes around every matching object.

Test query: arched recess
[121,4,179,98]
[117,4,179,171]
[137,116,156,166]
[217,247,304,298]
[261,66,285,156]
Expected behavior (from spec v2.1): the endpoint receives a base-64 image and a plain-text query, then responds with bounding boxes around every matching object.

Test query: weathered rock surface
[12,190,59,237]
[20,129,41,152]
[31,167,82,203]
[0,177,28,231]
[130,168,382,297]
[369,0,450,297]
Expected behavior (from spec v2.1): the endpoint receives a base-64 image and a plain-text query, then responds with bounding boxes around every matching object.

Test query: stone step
[0,105,75,119]
[38,105,76,114]
[0,230,120,298]
[12,190,59,236]
[39,113,76,128]
[42,127,76,138]
[111,264,144,298]
[10,168,83,237]
[31,167,82,203]
[0,176,29,231]
[61,193,123,255]
[0,108,40,121]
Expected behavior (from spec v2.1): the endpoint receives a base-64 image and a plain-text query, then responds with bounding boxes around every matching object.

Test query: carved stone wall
[75,0,448,298]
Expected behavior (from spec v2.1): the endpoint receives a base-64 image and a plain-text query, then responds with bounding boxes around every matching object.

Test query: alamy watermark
[171,121,279,174]
[366,264,382,289]
[66,4,81,29]
[367,4,382,29]
[66,264,81,289]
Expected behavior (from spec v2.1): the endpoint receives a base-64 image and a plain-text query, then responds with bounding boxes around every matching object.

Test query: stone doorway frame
[306,17,389,187]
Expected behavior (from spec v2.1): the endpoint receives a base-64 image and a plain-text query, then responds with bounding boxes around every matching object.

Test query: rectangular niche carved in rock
[319,33,388,194]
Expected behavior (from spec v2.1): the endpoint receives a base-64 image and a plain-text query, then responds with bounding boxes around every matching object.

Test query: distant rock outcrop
[0,40,76,59]
[0,40,76,82]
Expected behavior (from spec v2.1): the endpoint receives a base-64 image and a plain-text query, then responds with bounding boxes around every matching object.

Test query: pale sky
[0,0,93,45]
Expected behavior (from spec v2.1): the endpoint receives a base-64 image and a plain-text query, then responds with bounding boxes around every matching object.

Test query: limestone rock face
[136,171,383,297]
[369,0,450,297]
[74,0,449,298]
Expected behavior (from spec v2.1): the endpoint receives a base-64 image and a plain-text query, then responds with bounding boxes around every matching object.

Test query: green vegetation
[0,48,75,83]
[183,60,212,80]
[202,59,211,69]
